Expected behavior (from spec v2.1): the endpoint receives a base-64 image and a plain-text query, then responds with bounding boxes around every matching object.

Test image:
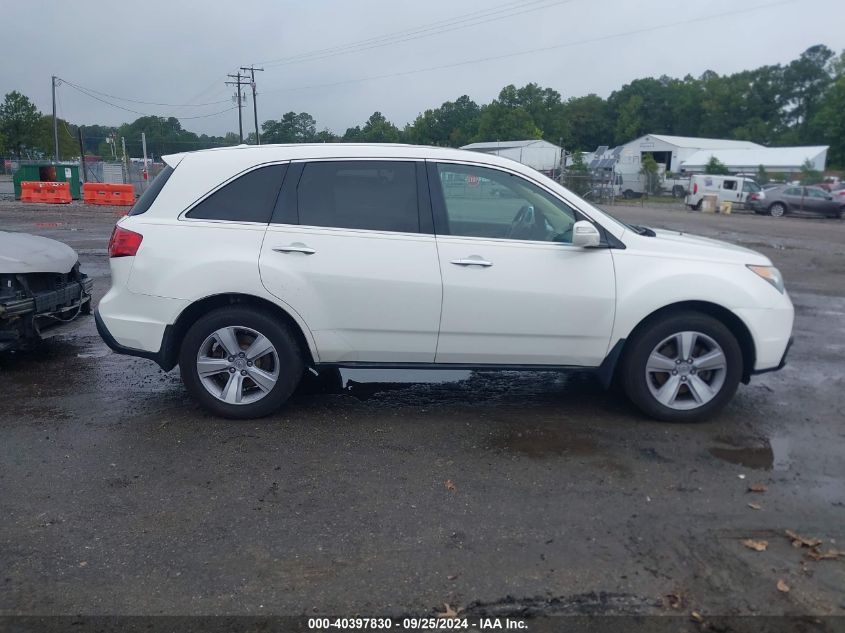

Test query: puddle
[492,427,596,459]
[708,435,791,471]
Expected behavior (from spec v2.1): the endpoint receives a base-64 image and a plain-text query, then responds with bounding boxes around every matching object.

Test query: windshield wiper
[628,224,656,237]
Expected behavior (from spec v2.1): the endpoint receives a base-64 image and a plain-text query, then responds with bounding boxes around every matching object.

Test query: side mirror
[572,220,601,248]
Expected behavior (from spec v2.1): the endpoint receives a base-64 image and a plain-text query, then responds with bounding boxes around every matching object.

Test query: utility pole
[51,75,60,164]
[240,66,264,144]
[77,126,86,183]
[141,131,149,189]
[225,71,246,143]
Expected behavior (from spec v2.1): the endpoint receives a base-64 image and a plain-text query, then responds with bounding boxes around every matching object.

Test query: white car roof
[163,142,532,172]
[151,143,625,239]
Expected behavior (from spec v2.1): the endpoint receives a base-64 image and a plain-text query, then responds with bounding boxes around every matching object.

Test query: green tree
[31,115,78,159]
[799,158,822,184]
[705,156,730,175]
[342,125,363,142]
[261,112,317,144]
[406,95,481,147]
[564,150,591,196]
[475,87,542,142]
[640,153,660,194]
[782,44,835,136]
[811,74,845,166]
[360,112,400,142]
[560,94,612,151]
[756,164,770,185]
[0,91,40,156]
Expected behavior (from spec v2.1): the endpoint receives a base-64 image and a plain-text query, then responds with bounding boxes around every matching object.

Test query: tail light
[108,225,143,258]
[693,183,698,194]
[749,193,759,201]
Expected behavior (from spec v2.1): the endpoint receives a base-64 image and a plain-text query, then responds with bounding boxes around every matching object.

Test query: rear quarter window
[186,164,287,223]
[128,165,174,216]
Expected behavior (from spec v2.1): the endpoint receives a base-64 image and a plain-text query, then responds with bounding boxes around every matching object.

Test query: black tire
[179,306,304,419]
[623,189,634,199]
[620,311,743,423]
[769,202,786,217]
[672,185,686,198]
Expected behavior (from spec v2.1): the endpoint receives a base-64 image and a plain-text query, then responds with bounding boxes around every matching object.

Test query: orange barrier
[82,183,136,206]
[20,181,72,204]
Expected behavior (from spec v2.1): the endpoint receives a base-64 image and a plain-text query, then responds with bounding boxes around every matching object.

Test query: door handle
[450,258,493,267]
[273,244,316,255]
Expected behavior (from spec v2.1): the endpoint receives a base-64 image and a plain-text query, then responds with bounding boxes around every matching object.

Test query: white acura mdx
[96,144,793,422]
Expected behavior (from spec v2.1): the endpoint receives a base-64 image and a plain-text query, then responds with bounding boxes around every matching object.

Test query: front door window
[434,163,578,243]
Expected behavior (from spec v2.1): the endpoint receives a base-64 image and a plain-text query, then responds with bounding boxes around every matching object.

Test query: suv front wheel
[620,312,743,422]
[179,306,304,419]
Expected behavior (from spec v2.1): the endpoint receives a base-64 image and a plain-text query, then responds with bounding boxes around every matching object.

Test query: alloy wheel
[196,326,280,405]
[645,331,727,411]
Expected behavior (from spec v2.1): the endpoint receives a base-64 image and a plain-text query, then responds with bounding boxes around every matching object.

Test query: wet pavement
[0,200,843,618]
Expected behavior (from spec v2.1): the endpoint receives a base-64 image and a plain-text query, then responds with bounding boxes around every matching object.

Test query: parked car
[1,231,93,352]
[747,185,845,218]
[685,174,761,210]
[96,144,794,423]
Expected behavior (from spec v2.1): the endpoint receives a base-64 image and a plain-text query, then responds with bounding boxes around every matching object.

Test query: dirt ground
[0,198,843,623]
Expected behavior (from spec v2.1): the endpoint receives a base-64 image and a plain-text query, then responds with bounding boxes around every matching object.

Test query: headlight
[747,265,785,293]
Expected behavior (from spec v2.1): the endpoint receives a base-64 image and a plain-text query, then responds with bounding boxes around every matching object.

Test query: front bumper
[751,337,793,376]
[0,277,94,351]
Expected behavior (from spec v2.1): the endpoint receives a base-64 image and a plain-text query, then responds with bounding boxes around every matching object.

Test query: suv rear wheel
[179,306,303,419]
[620,312,743,422]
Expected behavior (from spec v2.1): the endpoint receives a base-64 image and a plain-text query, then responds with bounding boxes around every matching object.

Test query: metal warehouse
[460,140,563,174]
[680,146,829,174]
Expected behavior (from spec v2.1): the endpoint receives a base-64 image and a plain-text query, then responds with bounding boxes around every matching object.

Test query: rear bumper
[95,308,175,370]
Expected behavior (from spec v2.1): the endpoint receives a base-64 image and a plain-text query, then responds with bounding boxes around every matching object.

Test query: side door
[428,161,616,367]
[782,186,804,211]
[721,178,741,204]
[259,160,442,363]
[803,187,829,214]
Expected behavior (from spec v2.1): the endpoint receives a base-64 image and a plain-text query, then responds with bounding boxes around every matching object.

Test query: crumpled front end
[0,262,93,352]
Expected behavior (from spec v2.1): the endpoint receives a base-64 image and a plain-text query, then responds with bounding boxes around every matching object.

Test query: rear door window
[296,161,420,233]
[129,165,173,216]
[186,164,287,223]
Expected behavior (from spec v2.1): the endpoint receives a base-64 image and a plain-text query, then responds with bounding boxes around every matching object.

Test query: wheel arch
[160,293,317,371]
[609,300,756,385]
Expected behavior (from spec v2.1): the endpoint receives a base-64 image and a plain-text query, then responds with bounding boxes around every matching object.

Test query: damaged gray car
[0,231,93,352]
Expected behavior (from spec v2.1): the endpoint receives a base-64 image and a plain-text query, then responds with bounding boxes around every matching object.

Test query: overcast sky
[3,0,843,137]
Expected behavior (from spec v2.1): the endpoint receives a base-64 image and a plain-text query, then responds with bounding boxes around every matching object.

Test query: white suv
[96,144,793,422]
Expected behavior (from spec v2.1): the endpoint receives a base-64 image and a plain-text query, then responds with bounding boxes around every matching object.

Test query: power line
[257,0,571,69]
[61,80,238,120]
[58,79,231,107]
[259,0,799,96]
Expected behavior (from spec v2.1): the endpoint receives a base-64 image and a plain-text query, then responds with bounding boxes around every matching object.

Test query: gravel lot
[1,199,843,621]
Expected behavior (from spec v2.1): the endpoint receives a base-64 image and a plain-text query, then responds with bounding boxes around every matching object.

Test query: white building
[460,140,562,174]
[680,146,828,175]
[613,134,763,175]
[590,134,828,195]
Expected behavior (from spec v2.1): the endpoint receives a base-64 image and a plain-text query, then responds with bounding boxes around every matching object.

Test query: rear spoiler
[161,153,185,168]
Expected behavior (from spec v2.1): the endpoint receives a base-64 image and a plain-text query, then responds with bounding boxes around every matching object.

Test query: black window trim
[179,161,290,225]
[425,159,620,249]
[269,158,434,236]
